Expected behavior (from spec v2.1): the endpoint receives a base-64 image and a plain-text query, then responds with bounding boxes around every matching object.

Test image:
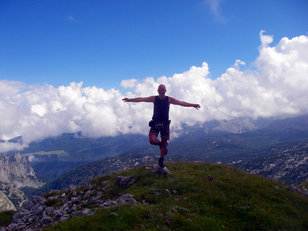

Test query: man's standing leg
[160,138,167,158]
[158,123,169,168]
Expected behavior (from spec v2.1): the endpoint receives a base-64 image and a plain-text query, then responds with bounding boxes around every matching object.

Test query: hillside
[3,162,308,231]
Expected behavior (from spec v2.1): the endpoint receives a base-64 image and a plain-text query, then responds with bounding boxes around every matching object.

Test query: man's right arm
[122,96,155,103]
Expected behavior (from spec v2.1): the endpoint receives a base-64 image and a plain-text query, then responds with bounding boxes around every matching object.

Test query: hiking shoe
[158,157,165,168]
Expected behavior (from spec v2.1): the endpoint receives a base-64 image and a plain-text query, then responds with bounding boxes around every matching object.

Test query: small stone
[115,176,134,187]
[81,208,95,216]
[22,201,33,210]
[116,194,138,205]
[153,166,171,175]
[42,216,53,225]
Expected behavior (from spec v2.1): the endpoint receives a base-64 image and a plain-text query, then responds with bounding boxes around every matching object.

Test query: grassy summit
[44,162,307,231]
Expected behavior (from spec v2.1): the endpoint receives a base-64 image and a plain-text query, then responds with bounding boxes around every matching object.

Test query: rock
[115,176,134,187]
[100,200,118,208]
[284,185,308,197]
[21,200,33,210]
[116,194,139,205]
[45,207,55,216]
[42,216,53,225]
[81,208,95,216]
[153,167,171,175]
[0,191,16,212]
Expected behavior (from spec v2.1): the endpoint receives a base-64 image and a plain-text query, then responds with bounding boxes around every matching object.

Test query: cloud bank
[1,31,308,152]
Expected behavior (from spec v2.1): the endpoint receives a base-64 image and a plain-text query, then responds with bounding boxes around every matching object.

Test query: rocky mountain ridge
[231,141,308,184]
[0,153,43,210]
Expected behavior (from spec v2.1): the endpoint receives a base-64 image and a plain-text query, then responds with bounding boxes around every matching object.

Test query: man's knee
[149,135,155,145]
[149,135,159,145]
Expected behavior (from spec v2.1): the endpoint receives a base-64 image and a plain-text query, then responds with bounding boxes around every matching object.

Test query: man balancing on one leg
[122,84,201,169]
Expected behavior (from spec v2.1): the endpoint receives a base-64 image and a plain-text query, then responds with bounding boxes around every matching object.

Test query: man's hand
[194,104,201,110]
[122,98,130,103]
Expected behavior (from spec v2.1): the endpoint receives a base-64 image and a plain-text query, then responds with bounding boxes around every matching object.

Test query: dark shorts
[149,121,170,140]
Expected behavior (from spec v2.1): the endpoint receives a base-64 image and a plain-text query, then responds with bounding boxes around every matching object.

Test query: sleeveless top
[152,96,169,122]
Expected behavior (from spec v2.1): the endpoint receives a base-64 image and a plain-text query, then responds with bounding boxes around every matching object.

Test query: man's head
[157,84,166,97]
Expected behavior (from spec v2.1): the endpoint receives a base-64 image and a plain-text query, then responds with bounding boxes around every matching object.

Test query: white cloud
[204,0,226,22]
[121,79,138,88]
[0,31,308,152]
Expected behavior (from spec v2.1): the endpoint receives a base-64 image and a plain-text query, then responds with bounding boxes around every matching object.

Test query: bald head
[157,84,166,97]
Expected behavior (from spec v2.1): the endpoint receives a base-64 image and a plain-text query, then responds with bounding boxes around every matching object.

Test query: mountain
[15,133,149,181]
[231,141,308,184]
[24,153,160,197]
[18,133,149,162]
[0,153,43,208]
[2,163,308,230]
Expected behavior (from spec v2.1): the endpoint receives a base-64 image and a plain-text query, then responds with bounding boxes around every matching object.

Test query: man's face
[157,85,166,95]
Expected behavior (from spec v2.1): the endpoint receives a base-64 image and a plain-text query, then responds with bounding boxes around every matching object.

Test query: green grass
[39,162,308,230]
[0,211,16,227]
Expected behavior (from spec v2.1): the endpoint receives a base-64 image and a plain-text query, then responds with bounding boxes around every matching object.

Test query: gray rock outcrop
[0,153,44,209]
[0,191,16,212]
[2,175,139,231]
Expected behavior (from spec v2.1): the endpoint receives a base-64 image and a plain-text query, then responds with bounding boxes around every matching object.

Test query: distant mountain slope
[26,153,158,196]
[3,163,308,230]
[232,141,308,184]
[16,133,149,181]
[19,133,149,162]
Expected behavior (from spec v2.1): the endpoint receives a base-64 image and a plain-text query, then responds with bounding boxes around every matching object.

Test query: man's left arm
[169,97,201,110]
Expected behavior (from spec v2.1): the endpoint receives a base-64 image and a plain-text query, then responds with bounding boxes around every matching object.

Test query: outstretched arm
[122,96,155,103]
[169,97,201,110]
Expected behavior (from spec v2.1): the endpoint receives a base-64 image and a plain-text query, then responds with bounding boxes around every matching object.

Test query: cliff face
[0,153,39,188]
[0,153,43,209]
[0,191,16,212]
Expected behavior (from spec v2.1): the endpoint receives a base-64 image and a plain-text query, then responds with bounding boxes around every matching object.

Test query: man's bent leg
[149,134,160,145]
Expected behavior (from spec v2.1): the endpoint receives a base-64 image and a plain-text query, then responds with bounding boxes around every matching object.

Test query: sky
[0,0,308,152]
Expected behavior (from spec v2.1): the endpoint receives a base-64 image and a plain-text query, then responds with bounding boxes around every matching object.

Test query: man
[122,84,200,168]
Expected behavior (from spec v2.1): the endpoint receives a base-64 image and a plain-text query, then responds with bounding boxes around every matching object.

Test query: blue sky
[0,0,307,90]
